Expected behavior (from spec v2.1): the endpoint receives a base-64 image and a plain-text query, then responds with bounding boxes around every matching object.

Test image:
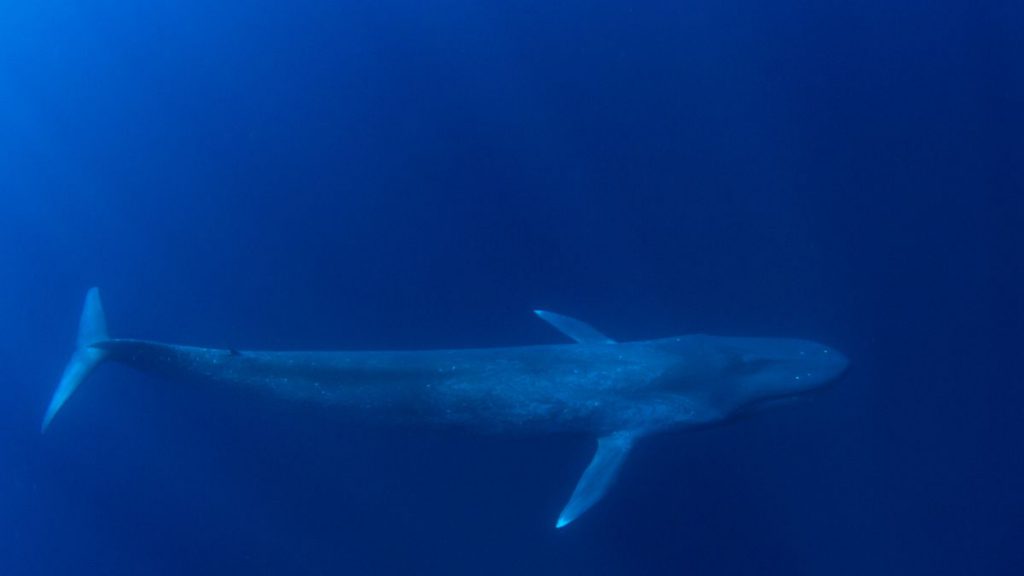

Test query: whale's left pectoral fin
[556,430,637,528]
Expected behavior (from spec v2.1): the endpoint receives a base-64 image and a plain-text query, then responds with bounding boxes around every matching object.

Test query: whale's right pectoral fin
[556,430,638,528]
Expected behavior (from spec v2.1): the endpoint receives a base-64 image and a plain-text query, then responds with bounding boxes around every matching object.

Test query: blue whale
[43,288,847,527]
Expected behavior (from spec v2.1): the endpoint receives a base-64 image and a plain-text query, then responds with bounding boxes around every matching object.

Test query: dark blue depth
[1,1,1021,574]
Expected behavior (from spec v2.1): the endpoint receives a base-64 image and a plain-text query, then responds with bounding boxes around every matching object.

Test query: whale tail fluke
[41,287,110,432]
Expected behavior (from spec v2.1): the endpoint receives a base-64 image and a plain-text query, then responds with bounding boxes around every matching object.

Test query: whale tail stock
[41,287,110,432]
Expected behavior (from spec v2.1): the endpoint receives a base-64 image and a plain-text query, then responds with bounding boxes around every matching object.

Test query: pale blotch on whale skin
[43,288,848,527]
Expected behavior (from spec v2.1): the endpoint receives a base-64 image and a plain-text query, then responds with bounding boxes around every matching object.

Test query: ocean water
[2,1,1021,574]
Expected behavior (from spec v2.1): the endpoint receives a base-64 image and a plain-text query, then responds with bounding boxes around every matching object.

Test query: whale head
[726,337,848,410]
[652,335,847,417]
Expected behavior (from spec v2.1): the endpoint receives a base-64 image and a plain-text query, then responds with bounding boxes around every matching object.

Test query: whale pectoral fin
[556,430,637,528]
[533,310,615,344]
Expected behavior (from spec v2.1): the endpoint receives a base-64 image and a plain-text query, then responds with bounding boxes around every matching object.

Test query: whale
[42,288,848,527]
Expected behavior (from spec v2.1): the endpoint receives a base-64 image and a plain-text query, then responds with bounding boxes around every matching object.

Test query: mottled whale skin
[42,288,848,528]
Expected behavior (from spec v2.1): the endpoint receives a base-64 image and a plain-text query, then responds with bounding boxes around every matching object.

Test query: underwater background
[1,1,1021,574]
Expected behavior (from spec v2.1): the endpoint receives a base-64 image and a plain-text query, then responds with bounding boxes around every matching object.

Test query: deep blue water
[2,1,1022,574]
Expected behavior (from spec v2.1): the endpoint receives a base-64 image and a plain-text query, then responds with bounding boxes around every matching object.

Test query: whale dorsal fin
[533,310,615,344]
[556,430,637,528]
